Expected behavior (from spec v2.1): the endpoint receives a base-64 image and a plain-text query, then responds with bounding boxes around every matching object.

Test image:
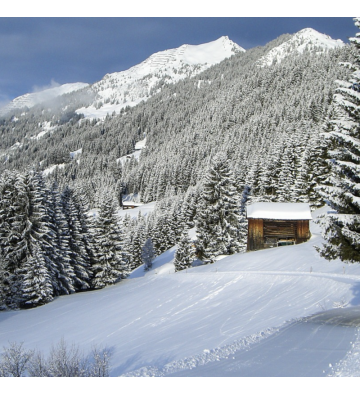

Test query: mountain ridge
[0,29,345,120]
[0,36,243,119]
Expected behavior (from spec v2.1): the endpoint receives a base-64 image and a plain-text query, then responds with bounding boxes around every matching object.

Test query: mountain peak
[294,27,345,48]
[258,28,345,67]
[131,36,244,71]
[77,37,245,119]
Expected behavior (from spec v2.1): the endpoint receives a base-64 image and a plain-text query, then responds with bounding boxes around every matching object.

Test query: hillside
[0,28,352,212]
[1,206,360,377]
[0,20,359,378]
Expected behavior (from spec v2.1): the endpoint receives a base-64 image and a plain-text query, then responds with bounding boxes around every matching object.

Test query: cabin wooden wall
[247,219,311,251]
[296,220,310,243]
[247,218,264,251]
[263,220,296,239]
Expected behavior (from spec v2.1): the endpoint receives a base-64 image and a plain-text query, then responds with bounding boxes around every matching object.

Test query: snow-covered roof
[246,203,312,220]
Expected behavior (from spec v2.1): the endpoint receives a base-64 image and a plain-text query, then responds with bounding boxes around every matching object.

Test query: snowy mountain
[0,82,89,117]
[0,36,243,120]
[0,30,344,120]
[257,28,345,67]
[76,36,244,119]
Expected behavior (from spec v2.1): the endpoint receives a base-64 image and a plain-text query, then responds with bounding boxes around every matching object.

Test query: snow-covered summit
[0,82,89,116]
[77,36,244,119]
[258,28,345,67]
[134,36,244,69]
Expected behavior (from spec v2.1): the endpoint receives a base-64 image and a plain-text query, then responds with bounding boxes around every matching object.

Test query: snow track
[165,307,360,377]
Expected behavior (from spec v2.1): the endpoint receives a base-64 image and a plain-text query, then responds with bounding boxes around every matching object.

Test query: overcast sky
[0,16,357,105]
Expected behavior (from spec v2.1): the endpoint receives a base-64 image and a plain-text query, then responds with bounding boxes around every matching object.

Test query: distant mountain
[0,82,89,117]
[76,36,244,119]
[0,36,244,120]
[257,28,345,67]
[0,30,344,120]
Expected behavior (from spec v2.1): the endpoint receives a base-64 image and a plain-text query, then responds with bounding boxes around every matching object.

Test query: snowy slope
[258,28,345,67]
[75,36,244,119]
[1,206,360,377]
[0,82,89,116]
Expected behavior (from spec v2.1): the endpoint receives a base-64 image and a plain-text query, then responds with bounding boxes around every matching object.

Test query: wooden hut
[122,202,143,210]
[246,203,312,251]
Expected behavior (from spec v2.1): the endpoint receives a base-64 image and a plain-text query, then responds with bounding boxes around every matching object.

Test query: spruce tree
[21,244,53,308]
[0,170,57,308]
[129,211,146,270]
[174,232,195,272]
[46,182,75,296]
[61,186,92,291]
[319,18,360,262]
[195,154,241,264]
[91,196,127,289]
[0,170,26,308]
[142,238,155,271]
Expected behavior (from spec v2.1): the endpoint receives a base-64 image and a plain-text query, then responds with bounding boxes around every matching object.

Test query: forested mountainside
[0,21,359,310]
[0,31,351,207]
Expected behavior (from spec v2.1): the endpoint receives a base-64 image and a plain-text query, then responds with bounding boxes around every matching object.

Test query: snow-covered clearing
[117,201,156,219]
[1,206,360,377]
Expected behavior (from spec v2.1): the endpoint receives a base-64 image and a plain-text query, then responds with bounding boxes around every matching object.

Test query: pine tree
[319,18,360,262]
[91,196,126,289]
[0,170,57,308]
[46,182,75,296]
[21,244,53,308]
[142,238,155,271]
[0,170,26,308]
[195,154,241,264]
[174,232,195,272]
[61,186,92,291]
[129,211,146,270]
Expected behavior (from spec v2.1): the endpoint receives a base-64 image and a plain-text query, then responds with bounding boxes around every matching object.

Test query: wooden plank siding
[296,220,310,243]
[247,219,311,251]
[247,218,264,251]
[263,220,296,238]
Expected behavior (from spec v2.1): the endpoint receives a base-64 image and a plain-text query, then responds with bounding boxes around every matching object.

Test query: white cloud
[31,78,60,94]
[0,92,10,111]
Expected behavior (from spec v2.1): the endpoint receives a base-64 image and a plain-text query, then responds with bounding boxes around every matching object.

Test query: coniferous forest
[0,19,359,310]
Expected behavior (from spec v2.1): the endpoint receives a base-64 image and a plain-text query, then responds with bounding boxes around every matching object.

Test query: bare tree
[0,342,34,377]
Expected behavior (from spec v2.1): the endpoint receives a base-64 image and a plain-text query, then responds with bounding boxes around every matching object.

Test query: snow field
[0,206,360,377]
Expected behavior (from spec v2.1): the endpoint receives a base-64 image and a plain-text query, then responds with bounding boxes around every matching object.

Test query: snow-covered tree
[174,232,195,272]
[196,154,241,264]
[91,196,127,289]
[0,342,34,377]
[61,186,93,291]
[142,238,155,271]
[0,170,56,308]
[46,182,75,296]
[319,18,360,262]
[129,211,146,270]
[21,244,53,308]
